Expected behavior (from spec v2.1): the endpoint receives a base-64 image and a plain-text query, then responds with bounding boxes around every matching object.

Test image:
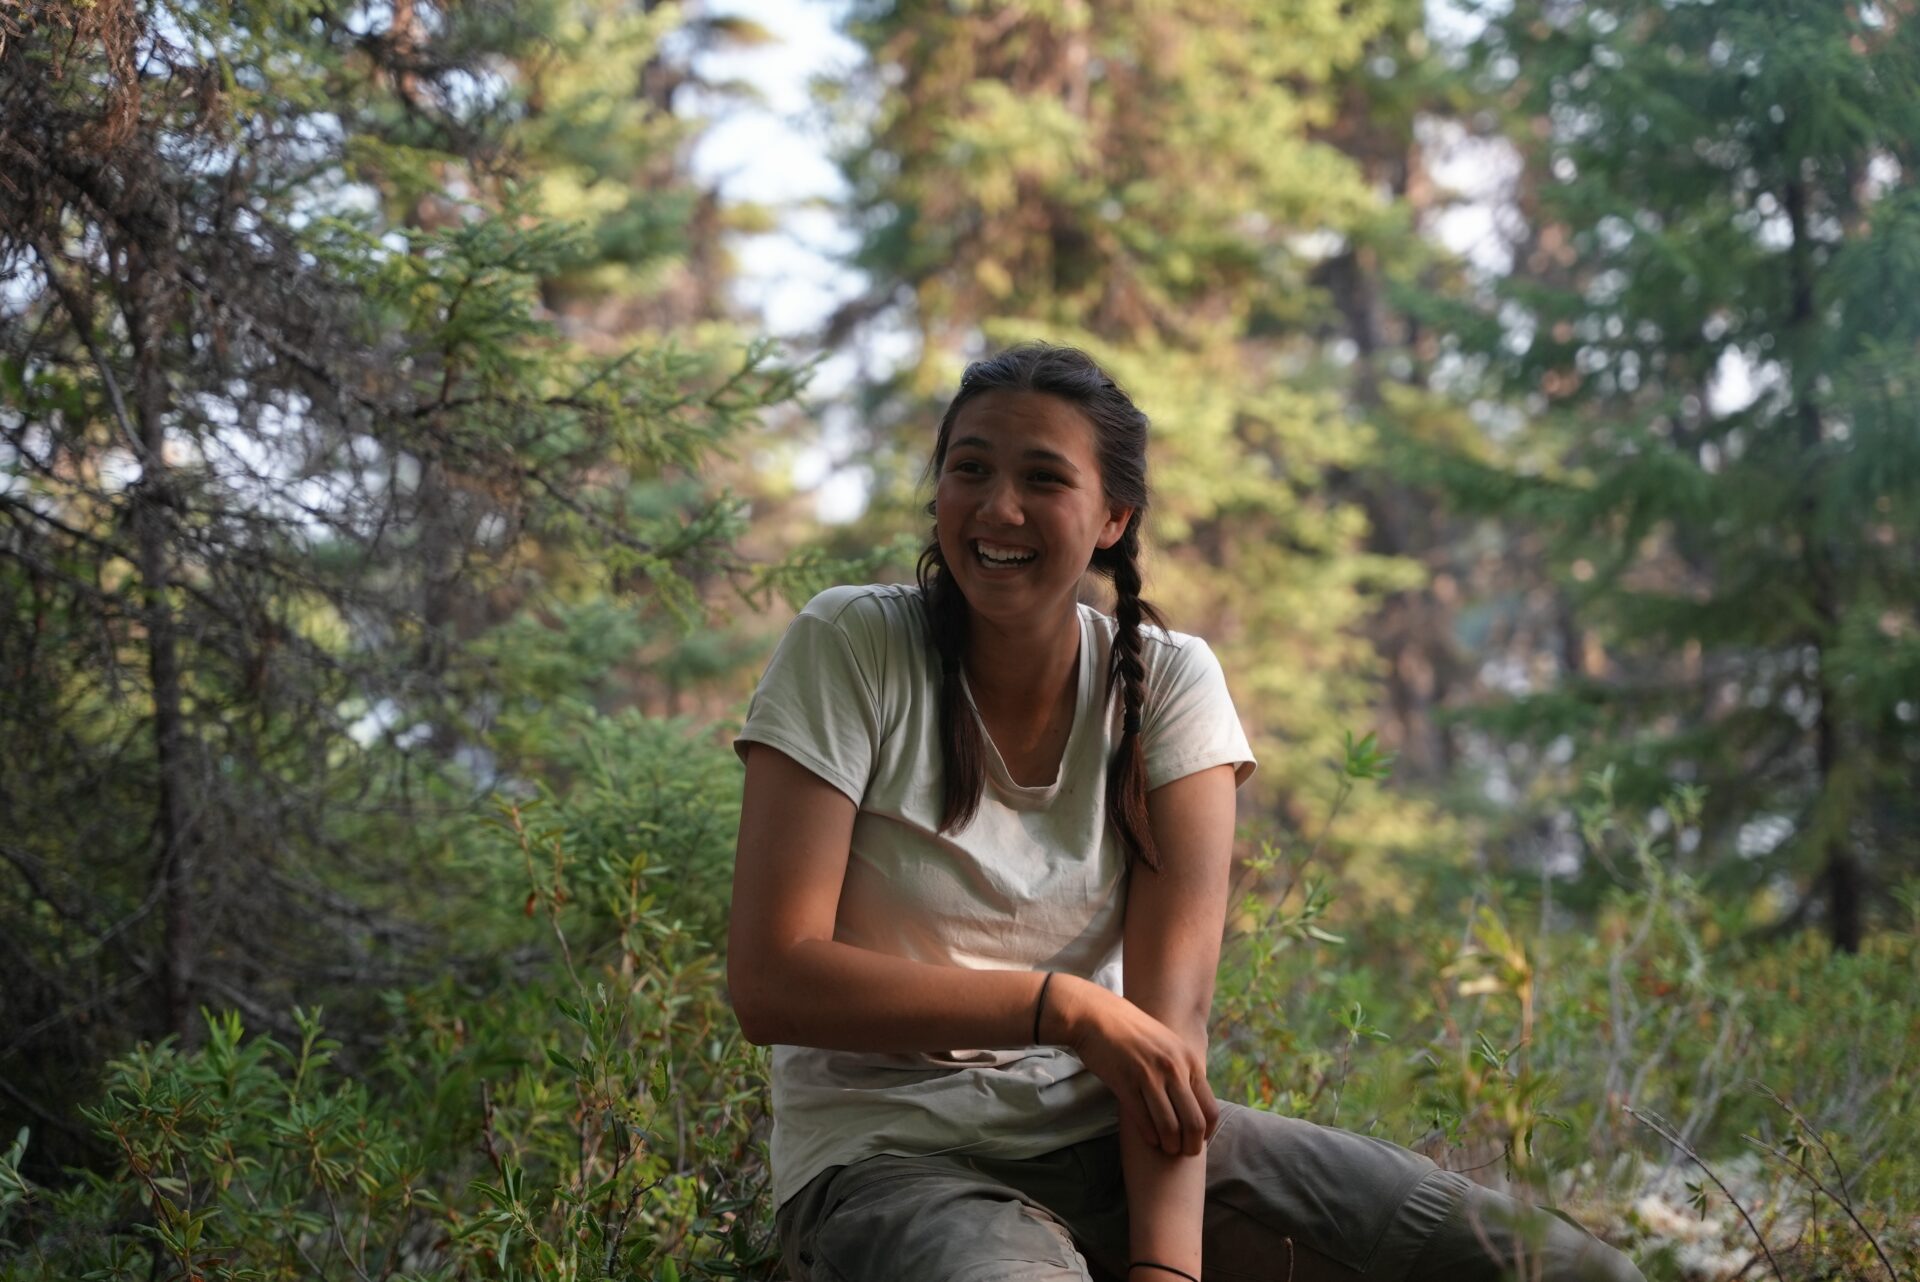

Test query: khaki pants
[776,1103,1643,1282]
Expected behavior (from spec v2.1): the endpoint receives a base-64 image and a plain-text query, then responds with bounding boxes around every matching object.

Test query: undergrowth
[2,728,1912,1280]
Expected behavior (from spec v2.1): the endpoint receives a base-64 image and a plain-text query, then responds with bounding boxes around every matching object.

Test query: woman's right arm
[727,742,1052,1051]
[728,744,1212,1154]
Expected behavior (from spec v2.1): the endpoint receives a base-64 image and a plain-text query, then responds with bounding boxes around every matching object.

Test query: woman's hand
[1041,973,1218,1157]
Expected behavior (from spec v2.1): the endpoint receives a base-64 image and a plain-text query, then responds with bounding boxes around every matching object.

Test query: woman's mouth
[974,540,1037,568]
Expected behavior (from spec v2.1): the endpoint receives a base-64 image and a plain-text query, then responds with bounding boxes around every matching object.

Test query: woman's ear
[1095,505,1136,550]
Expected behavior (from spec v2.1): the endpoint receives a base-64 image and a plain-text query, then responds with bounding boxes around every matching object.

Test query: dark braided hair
[916,342,1167,869]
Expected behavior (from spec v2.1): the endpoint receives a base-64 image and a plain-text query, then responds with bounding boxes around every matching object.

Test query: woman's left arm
[1118,763,1238,1277]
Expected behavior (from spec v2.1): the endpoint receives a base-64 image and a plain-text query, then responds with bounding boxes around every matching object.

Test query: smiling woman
[725,342,1644,1282]
[918,349,1164,850]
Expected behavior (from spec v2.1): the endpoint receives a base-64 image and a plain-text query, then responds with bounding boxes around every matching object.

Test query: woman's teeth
[975,542,1036,566]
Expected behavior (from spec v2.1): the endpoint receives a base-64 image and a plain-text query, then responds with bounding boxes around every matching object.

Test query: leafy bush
[1212,763,1919,1280]
[0,712,771,1282]
[5,737,1913,1281]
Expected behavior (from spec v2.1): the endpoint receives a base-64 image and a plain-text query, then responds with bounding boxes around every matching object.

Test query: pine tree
[0,0,798,1168]
[1436,0,1920,948]
[825,0,1451,878]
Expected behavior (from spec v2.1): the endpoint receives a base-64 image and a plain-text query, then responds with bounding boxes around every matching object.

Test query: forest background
[2,0,1917,1278]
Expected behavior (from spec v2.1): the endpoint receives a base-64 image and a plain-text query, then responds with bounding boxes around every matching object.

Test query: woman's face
[934,390,1134,632]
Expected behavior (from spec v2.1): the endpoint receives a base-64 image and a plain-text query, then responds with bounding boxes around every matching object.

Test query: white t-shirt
[735,583,1256,1205]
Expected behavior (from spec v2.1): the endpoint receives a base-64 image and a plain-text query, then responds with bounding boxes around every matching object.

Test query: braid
[1102,521,1165,869]
[917,542,986,834]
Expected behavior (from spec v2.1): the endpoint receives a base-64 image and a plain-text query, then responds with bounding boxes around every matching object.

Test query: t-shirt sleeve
[1142,637,1257,791]
[734,606,883,806]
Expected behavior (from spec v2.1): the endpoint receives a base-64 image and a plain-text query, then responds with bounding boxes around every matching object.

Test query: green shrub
[6,737,1913,1281]
[1212,765,1919,1279]
[0,712,772,1282]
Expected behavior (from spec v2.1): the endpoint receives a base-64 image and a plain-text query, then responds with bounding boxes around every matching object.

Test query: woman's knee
[1411,1184,1644,1282]
[782,1155,1094,1282]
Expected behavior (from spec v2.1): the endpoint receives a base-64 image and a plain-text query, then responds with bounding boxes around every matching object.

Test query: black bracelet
[1129,1264,1199,1282]
[1031,971,1055,1044]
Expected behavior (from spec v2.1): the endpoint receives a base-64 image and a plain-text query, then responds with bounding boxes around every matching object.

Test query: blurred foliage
[824,0,1457,895]
[1404,0,1920,950]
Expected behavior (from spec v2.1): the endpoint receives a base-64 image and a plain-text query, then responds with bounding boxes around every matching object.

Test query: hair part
[916,342,1166,869]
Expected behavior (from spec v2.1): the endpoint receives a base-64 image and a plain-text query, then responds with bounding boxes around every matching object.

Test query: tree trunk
[1318,132,1459,783]
[125,243,198,1035]
[1784,175,1859,954]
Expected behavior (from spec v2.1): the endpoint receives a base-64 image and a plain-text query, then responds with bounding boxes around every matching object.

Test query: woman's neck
[962,603,1082,715]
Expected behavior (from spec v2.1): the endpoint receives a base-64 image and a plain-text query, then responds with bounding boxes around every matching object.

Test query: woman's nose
[980,476,1023,524]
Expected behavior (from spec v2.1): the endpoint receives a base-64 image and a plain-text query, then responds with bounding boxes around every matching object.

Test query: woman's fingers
[1195,1068,1221,1141]
[1137,1081,1181,1152]
[1170,1073,1210,1155]
[1134,1056,1212,1154]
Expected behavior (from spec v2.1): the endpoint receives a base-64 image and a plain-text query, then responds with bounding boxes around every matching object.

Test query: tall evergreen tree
[826,0,1448,878]
[1434,0,1920,948]
[0,0,796,1169]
